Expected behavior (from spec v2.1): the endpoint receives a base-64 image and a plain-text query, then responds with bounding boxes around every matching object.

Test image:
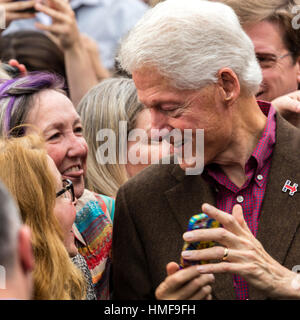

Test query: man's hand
[272,90,300,128]
[0,0,35,30]
[181,203,299,299]
[155,262,214,300]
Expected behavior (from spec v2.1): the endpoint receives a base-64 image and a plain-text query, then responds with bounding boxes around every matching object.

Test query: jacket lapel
[249,115,300,300]
[165,166,214,234]
[165,165,236,300]
[164,115,300,300]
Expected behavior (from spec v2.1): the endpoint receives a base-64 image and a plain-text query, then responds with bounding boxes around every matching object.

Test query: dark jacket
[112,113,300,300]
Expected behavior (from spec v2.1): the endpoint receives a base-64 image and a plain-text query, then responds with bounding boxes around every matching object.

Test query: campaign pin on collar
[282,180,298,196]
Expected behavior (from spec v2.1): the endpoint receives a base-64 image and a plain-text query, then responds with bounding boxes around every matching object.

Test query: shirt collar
[204,100,276,189]
[250,101,276,172]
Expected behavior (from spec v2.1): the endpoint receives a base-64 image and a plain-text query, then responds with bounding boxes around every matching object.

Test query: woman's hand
[155,262,214,300]
[181,203,300,299]
[34,0,80,50]
[0,0,35,30]
[9,58,27,76]
[34,0,99,106]
[272,90,300,128]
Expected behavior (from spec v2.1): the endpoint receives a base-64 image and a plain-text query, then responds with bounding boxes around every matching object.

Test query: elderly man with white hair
[112,0,300,300]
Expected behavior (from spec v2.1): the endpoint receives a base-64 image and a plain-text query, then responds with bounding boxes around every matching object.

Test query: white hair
[118,0,262,95]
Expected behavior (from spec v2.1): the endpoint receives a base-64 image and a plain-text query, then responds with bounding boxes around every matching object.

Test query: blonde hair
[0,134,86,300]
[77,77,144,197]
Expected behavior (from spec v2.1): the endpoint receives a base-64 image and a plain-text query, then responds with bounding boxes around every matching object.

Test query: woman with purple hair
[0,72,114,300]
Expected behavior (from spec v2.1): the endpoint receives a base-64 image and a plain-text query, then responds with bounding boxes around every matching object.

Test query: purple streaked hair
[0,72,66,135]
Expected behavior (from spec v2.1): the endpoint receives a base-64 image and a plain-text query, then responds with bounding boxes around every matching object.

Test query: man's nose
[150,108,168,131]
[150,109,173,141]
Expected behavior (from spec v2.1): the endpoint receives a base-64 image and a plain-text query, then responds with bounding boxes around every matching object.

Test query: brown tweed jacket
[112,113,300,300]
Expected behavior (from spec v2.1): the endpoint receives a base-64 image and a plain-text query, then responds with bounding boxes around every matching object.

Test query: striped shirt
[204,101,276,300]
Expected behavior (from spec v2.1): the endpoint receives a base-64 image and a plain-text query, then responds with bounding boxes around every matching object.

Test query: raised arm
[34,0,99,106]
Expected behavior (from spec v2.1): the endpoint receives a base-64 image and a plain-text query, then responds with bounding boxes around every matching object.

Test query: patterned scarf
[74,189,114,300]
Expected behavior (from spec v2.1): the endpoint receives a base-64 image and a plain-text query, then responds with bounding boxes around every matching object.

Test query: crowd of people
[0,0,300,301]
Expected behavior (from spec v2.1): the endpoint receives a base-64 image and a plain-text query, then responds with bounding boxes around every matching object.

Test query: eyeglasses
[56,179,75,202]
[256,52,291,69]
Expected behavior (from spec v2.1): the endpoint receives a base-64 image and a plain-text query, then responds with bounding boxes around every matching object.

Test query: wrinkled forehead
[132,67,201,108]
[26,89,80,128]
[244,21,287,54]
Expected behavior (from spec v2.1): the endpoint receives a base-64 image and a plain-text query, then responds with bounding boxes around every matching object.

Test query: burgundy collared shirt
[203,101,276,300]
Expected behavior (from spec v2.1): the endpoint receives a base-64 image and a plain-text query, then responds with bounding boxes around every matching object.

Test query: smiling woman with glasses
[0,72,114,300]
[0,134,96,299]
[56,179,75,202]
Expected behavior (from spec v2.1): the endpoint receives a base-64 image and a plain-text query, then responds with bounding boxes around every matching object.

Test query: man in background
[213,0,300,127]
[0,181,34,300]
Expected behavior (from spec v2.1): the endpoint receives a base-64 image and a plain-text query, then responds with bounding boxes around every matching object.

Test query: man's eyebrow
[255,52,277,57]
[146,99,181,109]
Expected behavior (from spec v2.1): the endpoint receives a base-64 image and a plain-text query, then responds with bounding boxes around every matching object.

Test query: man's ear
[217,68,240,104]
[18,226,35,275]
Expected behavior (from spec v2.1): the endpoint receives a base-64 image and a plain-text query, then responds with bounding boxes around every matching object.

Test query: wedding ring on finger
[222,247,229,261]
